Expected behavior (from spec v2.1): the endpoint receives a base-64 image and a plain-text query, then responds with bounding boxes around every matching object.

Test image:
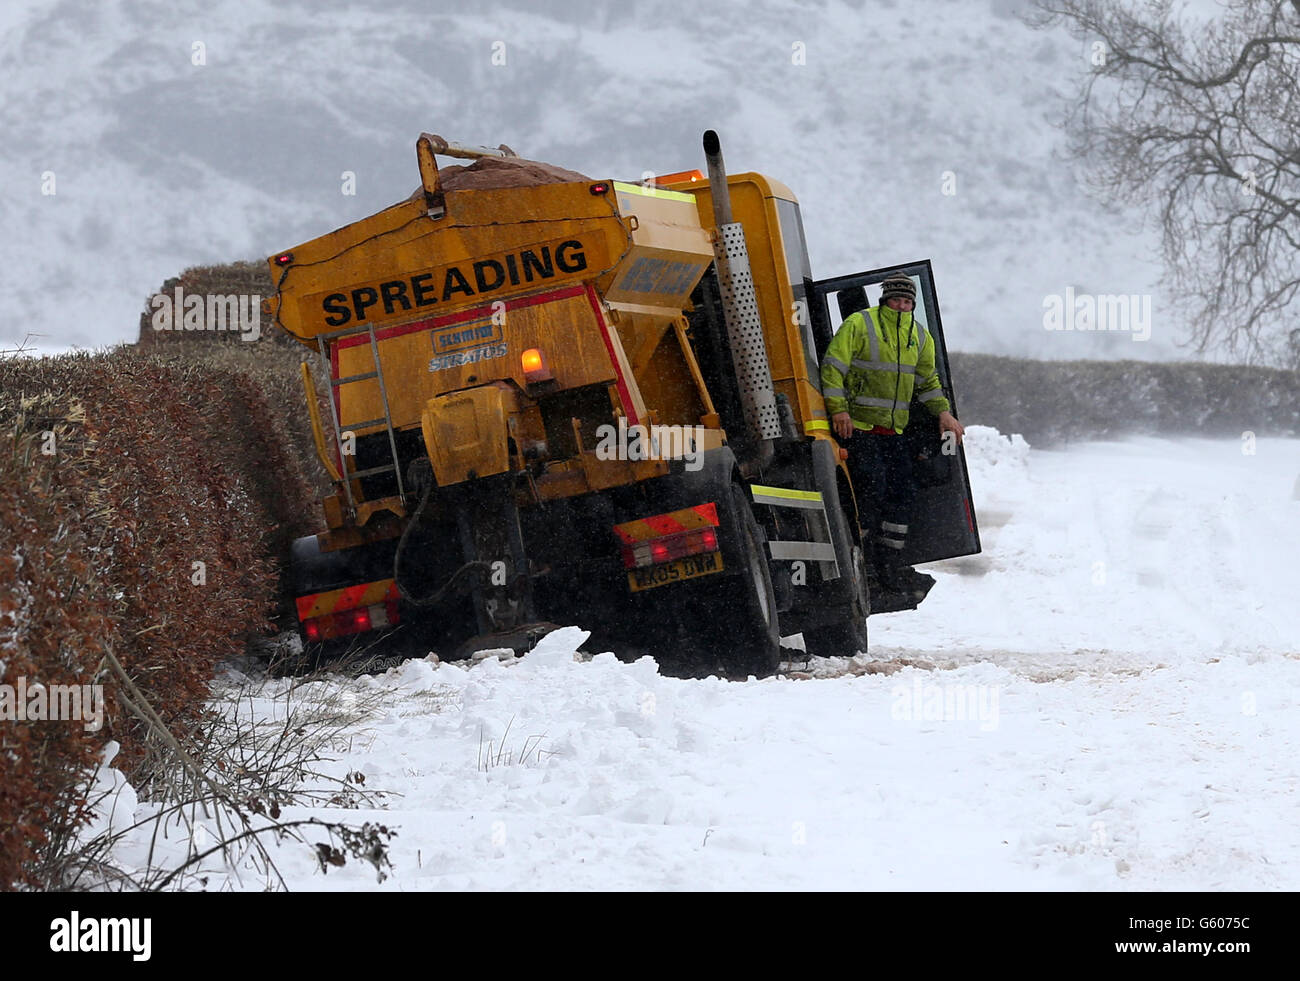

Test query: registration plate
[627,552,724,592]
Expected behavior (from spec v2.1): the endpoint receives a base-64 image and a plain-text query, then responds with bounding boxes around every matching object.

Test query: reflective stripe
[751,485,824,510]
[917,387,945,402]
[854,396,905,410]
[752,485,822,502]
[822,386,845,398]
[823,354,849,375]
[854,359,914,374]
[881,521,909,534]
[610,180,697,203]
[878,536,906,550]
[866,312,880,363]
[917,325,929,352]
[804,419,830,432]
[768,541,839,562]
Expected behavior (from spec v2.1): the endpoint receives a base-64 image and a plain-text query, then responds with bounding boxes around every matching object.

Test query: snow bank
[962,424,1030,479]
[961,424,1031,509]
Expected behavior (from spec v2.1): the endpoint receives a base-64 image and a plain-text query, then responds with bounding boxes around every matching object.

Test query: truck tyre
[801,542,870,659]
[708,483,782,678]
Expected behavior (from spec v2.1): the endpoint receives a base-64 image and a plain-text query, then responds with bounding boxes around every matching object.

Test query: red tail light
[300,599,398,642]
[615,502,723,569]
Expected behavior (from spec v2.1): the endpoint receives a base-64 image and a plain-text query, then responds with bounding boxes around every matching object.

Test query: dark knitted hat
[879,274,917,306]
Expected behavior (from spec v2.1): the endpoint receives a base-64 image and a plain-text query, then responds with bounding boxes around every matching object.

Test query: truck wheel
[802,543,870,659]
[709,483,782,678]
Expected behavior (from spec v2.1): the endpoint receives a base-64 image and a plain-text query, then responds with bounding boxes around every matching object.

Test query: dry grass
[45,658,396,892]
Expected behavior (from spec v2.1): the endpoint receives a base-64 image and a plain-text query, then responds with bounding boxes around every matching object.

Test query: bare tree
[1030,0,1300,365]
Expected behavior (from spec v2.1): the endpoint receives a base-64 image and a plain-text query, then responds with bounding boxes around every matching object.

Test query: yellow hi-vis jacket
[820,304,951,433]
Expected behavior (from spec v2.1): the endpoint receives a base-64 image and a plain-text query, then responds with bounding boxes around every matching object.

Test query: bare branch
[1030,0,1300,363]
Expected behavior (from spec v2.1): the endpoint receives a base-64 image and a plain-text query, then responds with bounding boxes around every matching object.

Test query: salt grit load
[267,131,981,675]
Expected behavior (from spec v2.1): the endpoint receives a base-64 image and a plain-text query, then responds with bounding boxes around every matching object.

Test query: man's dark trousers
[844,430,915,580]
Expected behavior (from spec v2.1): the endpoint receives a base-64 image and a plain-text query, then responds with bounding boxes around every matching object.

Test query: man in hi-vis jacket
[820,273,965,597]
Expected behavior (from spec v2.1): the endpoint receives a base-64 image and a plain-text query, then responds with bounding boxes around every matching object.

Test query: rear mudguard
[287,534,400,598]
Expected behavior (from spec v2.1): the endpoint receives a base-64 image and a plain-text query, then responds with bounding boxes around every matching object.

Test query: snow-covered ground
[86,427,1300,890]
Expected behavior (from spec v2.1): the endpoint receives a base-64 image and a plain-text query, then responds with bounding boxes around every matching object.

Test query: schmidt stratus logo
[317,237,591,327]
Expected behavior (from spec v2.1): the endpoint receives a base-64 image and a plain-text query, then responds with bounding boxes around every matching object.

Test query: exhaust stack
[702,130,782,452]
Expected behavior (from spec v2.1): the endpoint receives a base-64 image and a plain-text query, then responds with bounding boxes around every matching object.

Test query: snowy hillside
[80,429,1300,890]
[1,0,1179,359]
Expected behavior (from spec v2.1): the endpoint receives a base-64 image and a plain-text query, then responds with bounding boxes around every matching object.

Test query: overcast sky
[1,0,1229,362]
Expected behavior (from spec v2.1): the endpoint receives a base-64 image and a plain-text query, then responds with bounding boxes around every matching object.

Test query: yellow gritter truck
[267,130,981,676]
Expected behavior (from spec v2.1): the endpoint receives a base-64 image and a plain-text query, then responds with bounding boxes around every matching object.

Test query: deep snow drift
[83,427,1300,890]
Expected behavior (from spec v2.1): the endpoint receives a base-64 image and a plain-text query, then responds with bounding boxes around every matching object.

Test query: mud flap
[450,474,536,635]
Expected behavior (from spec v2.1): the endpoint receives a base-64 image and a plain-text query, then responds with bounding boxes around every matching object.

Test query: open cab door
[806,260,981,569]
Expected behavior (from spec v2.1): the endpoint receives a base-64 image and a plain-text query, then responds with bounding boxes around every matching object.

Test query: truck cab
[663,169,980,609]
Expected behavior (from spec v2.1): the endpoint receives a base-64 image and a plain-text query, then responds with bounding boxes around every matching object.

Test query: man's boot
[893,565,936,602]
[874,520,935,602]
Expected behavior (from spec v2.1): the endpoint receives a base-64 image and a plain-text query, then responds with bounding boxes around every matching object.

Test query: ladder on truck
[315,322,407,513]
